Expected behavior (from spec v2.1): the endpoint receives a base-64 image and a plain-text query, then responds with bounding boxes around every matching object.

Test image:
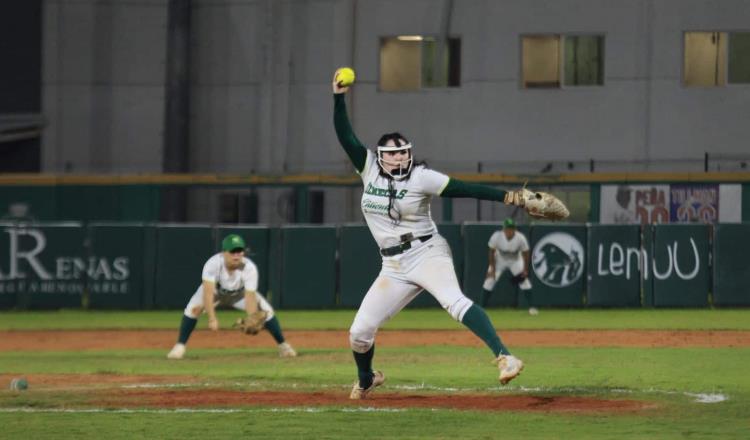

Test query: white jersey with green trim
[359,149,450,249]
[488,231,529,264]
[201,253,258,296]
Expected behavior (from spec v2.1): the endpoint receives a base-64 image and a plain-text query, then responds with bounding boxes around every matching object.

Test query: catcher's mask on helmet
[377,133,413,181]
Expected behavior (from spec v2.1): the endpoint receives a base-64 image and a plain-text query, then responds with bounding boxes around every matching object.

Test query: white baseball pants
[183,285,275,320]
[349,235,474,353]
[482,257,532,291]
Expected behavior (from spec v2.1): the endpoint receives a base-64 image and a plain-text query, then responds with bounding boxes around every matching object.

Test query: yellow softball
[337,67,356,87]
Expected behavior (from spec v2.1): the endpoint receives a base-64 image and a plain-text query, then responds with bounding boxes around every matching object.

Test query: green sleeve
[333,94,367,173]
[440,178,508,202]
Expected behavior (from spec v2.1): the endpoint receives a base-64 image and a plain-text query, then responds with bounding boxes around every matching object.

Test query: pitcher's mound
[99,389,654,413]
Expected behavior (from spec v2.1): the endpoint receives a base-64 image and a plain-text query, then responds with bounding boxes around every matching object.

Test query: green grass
[1,346,748,439]
[1,309,749,439]
[1,308,750,330]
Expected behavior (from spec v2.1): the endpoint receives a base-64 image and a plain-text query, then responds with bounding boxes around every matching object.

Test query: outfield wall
[0,222,748,310]
[1,175,748,225]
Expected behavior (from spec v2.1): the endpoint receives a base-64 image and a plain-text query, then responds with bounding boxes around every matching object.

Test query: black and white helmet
[376,133,413,181]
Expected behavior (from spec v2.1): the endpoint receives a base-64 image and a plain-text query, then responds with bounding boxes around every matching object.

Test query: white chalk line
[118,381,728,404]
[0,407,408,414]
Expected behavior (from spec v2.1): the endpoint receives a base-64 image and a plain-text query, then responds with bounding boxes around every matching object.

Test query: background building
[1,0,748,223]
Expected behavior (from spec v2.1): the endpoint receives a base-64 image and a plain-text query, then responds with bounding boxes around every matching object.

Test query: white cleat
[349,370,385,399]
[528,307,539,316]
[496,355,524,385]
[278,342,298,358]
[167,343,186,360]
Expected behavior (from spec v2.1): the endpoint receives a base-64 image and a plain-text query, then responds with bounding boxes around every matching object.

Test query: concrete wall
[43,0,168,173]
[41,0,750,175]
[40,0,750,221]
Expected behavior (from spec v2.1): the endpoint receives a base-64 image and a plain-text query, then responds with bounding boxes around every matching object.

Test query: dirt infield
[0,373,652,413]
[3,329,739,413]
[99,389,653,413]
[1,329,749,351]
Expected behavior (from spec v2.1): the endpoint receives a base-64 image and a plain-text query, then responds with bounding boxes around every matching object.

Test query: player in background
[166,234,297,359]
[333,68,526,399]
[481,218,537,315]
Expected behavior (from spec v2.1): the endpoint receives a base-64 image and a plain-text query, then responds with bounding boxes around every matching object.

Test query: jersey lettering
[364,183,408,199]
[362,198,391,215]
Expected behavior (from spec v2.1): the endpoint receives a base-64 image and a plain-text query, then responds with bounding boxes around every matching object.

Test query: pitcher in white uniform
[481,218,537,315]
[166,234,297,359]
[332,68,525,399]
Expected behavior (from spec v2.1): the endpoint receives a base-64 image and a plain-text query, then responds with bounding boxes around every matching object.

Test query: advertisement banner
[600,185,670,225]
[88,224,148,309]
[529,225,586,307]
[669,184,719,223]
[650,224,710,307]
[602,184,742,224]
[0,223,85,308]
[586,225,642,306]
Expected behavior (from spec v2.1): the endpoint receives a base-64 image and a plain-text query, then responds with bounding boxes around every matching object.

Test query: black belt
[380,235,432,257]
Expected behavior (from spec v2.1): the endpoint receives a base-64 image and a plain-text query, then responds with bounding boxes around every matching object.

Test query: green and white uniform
[482,230,532,291]
[350,149,474,352]
[183,253,274,320]
[334,93,512,356]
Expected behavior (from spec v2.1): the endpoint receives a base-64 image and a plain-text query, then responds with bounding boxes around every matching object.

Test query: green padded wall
[641,227,654,307]
[339,225,380,307]
[88,223,150,309]
[142,225,157,309]
[713,223,750,306]
[118,186,160,221]
[0,187,57,221]
[153,225,214,308]
[0,223,85,309]
[266,228,282,309]
[0,185,159,223]
[528,224,586,307]
[0,223,16,308]
[586,225,641,307]
[279,226,337,308]
[58,186,121,222]
[651,225,710,307]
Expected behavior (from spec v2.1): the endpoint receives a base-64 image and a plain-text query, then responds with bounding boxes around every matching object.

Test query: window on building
[379,36,461,91]
[684,32,727,86]
[564,35,604,86]
[684,31,750,86]
[728,32,750,84]
[522,34,604,88]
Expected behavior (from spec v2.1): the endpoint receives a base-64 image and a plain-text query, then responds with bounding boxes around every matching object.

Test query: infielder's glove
[504,185,570,220]
[234,311,268,335]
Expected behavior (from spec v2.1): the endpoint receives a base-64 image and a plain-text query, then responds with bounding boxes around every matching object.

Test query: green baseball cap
[503,218,516,228]
[222,234,246,252]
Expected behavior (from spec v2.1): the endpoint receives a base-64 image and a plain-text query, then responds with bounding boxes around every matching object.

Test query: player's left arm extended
[244,290,259,314]
[440,178,569,220]
[440,178,508,202]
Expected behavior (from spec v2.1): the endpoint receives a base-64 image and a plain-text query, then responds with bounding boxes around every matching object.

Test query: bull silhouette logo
[532,232,584,288]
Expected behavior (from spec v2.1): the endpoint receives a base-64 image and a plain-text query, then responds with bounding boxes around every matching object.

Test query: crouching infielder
[167,234,297,359]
